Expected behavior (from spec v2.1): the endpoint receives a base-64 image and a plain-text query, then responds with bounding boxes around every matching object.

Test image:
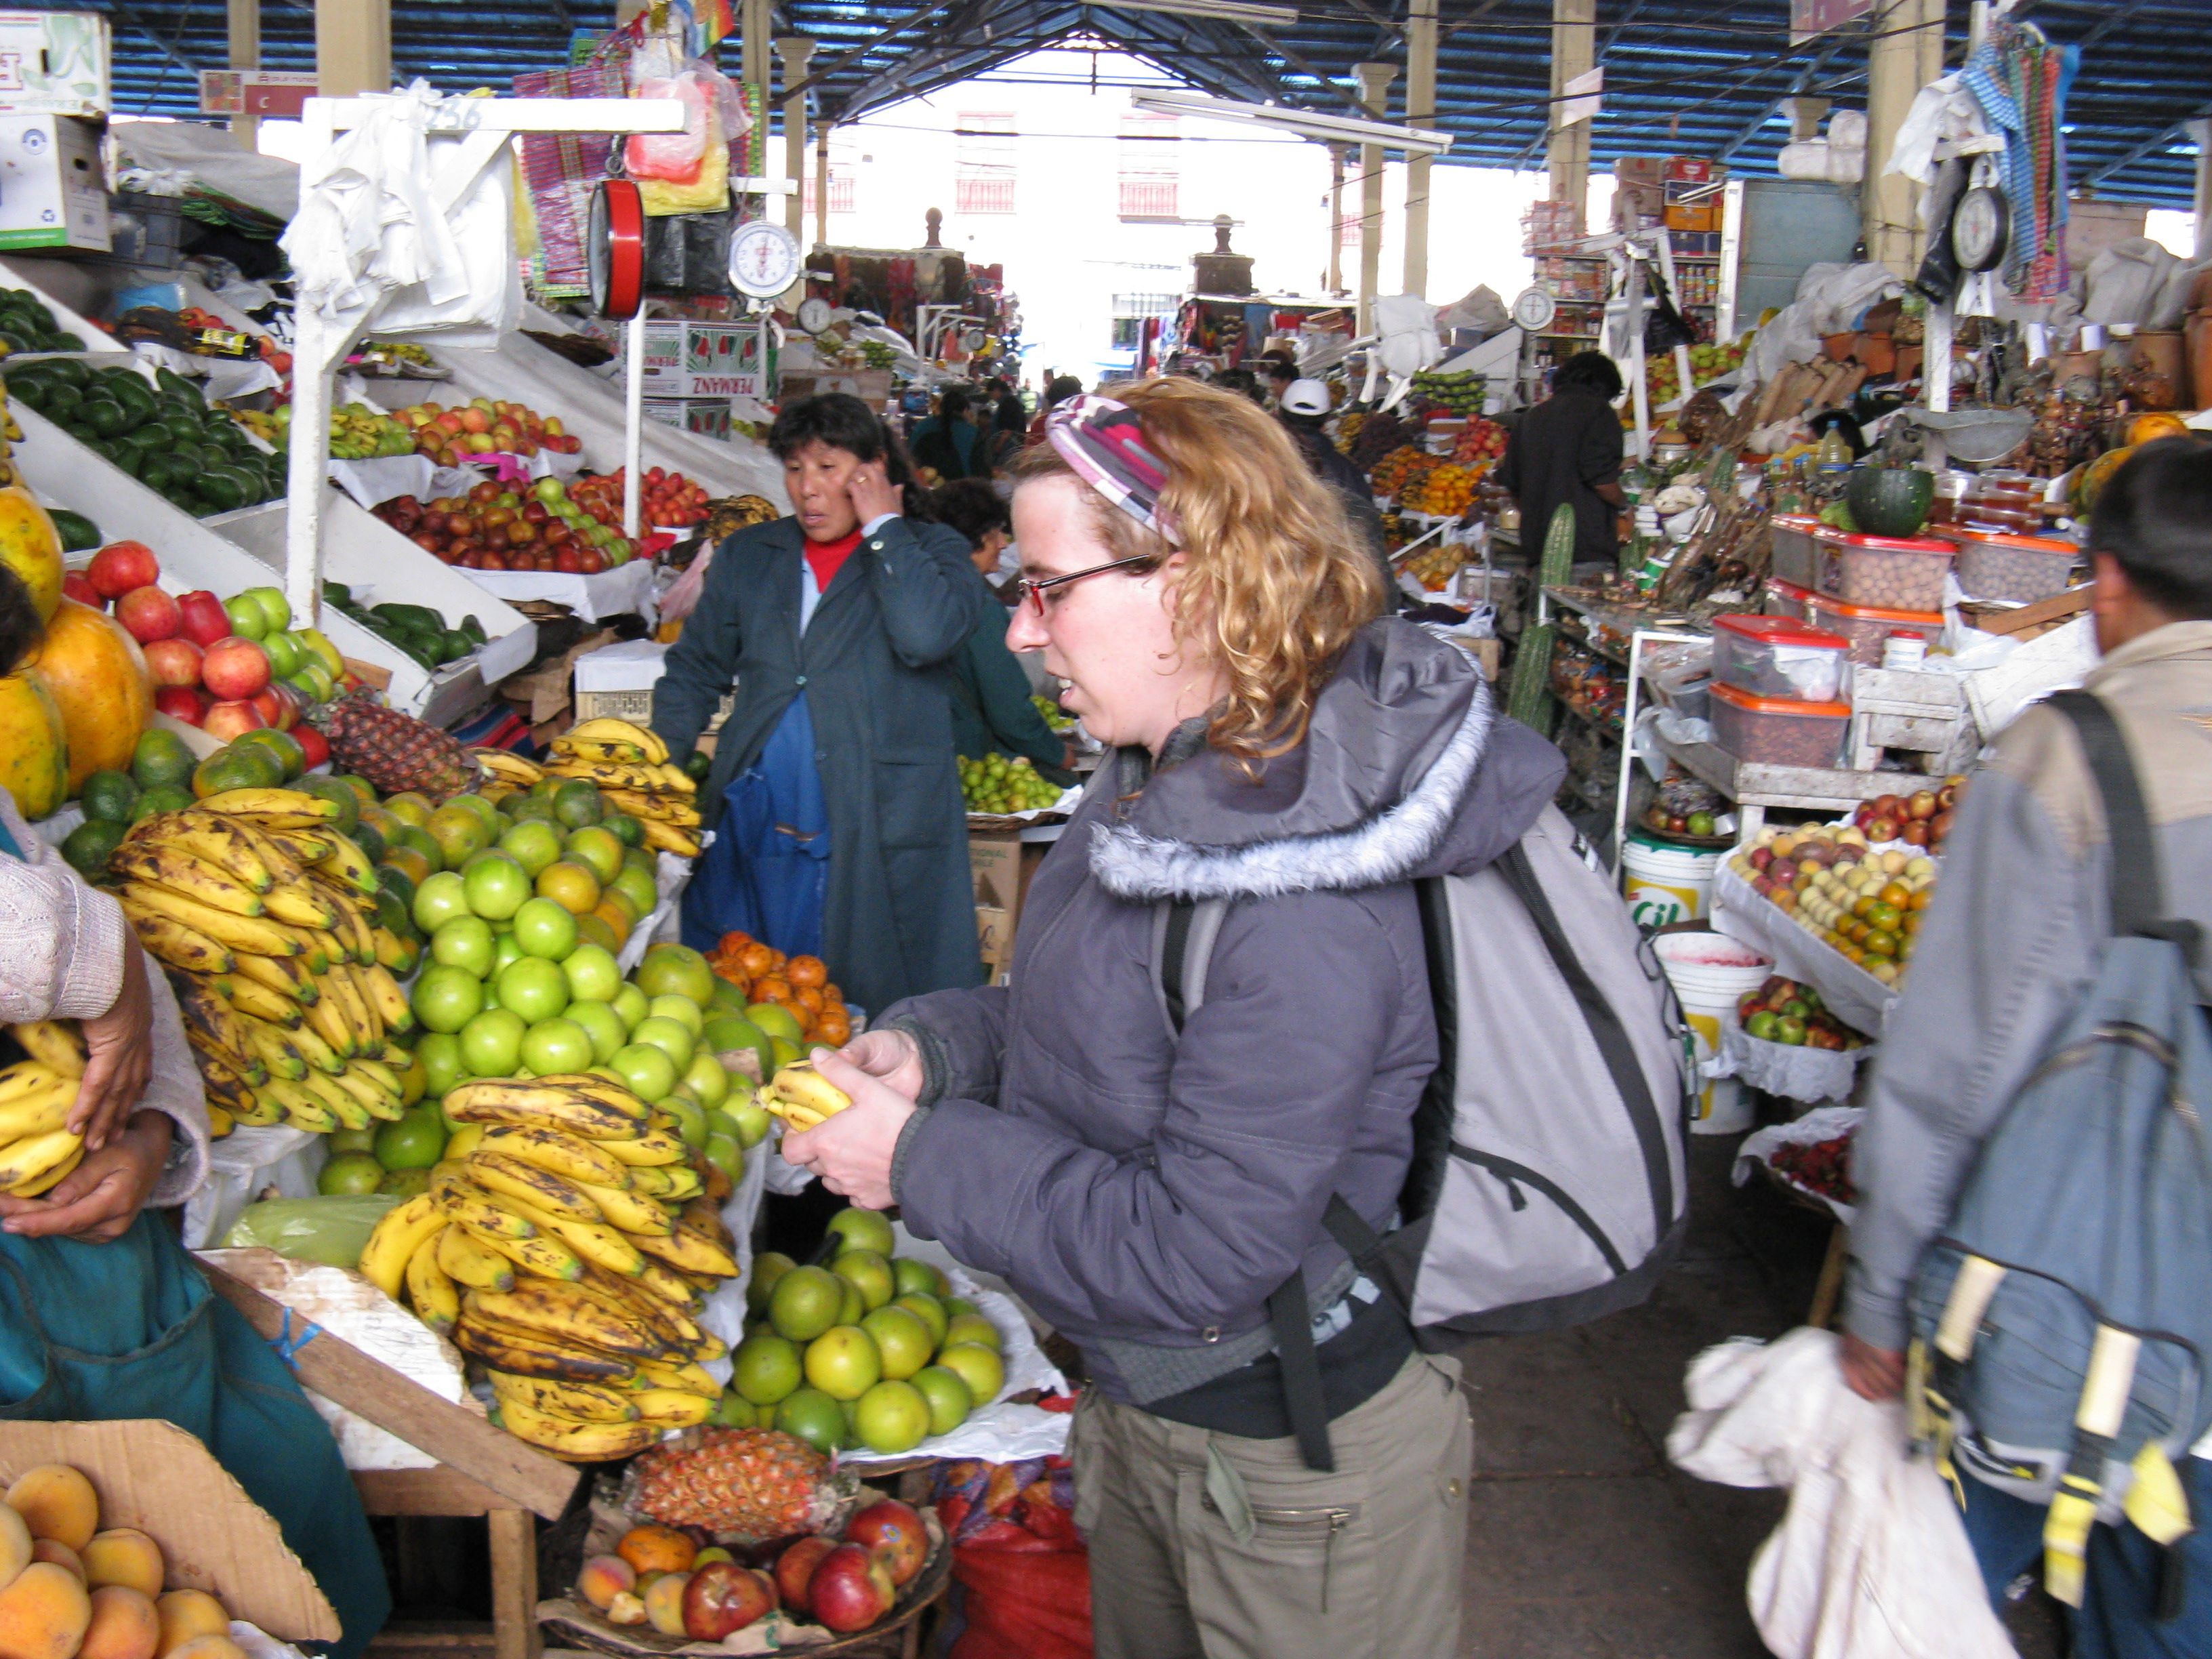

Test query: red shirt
[804,527,864,594]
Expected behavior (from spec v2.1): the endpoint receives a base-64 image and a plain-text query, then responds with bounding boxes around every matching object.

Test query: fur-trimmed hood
[1089,619,1566,903]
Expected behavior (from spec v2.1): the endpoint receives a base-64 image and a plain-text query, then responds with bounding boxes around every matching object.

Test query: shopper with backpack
[777,379,1684,1658]
[1841,438,2212,1654]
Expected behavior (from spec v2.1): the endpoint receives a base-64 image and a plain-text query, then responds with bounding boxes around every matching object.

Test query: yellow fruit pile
[108,792,417,1137]
[0,1023,91,1195]
[481,721,701,858]
[1368,445,1436,501]
[361,1074,741,1461]
[1401,460,1481,516]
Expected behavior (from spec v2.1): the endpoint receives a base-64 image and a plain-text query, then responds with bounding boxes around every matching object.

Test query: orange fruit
[785,955,826,989]
[590,897,633,947]
[737,942,775,979]
[615,1525,695,1578]
[575,912,620,954]
[382,846,433,890]
[535,859,602,916]
[795,986,823,1016]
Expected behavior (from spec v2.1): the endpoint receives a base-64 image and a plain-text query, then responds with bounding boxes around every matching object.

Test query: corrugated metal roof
[94,0,2207,208]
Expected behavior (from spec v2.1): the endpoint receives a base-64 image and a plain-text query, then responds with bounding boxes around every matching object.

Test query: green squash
[1843,465,1936,538]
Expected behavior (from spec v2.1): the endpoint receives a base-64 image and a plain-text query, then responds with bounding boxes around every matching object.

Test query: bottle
[1816,426,1852,468]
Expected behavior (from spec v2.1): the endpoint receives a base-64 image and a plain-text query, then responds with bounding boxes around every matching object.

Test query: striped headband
[1044,394,1181,545]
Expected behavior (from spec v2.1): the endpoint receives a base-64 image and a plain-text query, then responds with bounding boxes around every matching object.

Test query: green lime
[60,817,125,880]
[373,1108,448,1170]
[131,729,197,792]
[551,778,604,830]
[349,813,388,863]
[335,775,377,807]
[769,1265,845,1343]
[732,1330,804,1405]
[601,811,643,848]
[329,1126,376,1155]
[317,1151,385,1195]
[134,783,194,821]
[378,1167,432,1198]
[79,769,139,824]
[234,727,305,781]
[772,1386,848,1454]
[298,775,362,832]
[192,751,274,800]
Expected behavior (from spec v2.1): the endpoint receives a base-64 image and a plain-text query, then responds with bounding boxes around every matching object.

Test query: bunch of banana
[0,1026,89,1196]
[753,1061,851,1132]
[359,1073,743,1460]
[470,748,544,798]
[538,719,702,858]
[106,793,419,1136]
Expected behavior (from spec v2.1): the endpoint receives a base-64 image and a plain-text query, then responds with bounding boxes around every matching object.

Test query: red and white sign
[1791,0,1875,42]
[198,70,320,118]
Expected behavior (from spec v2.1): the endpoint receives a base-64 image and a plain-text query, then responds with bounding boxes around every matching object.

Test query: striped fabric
[1045,394,1182,545]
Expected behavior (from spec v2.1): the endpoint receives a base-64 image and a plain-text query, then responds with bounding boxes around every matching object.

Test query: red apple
[773,1536,836,1616]
[152,685,208,724]
[680,1561,776,1641]
[142,637,204,689]
[251,684,298,731]
[61,572,102,609]
[293,724,331,770]
[114,584,183,644]
[805,1544,894,1633]
[201,699,267,741]
[86,541,159,599]
[176,590,233,648]
[201,636,272,701]
[844,1500,927,1588]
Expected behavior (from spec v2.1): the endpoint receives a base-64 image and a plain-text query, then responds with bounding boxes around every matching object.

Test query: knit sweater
[0,793,209,1208]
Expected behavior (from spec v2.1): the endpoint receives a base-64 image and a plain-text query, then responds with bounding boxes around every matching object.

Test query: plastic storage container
[1959,469,2044,535]
[1767,514,1823,588]
[1711,613,1853,703]
[1621,834,1722,929]
[1708,680,1852,769]
[1938,527,2081,603]
[1763,577,1816,622]
[1809,592,1946,668]
[1818,531,1956,612]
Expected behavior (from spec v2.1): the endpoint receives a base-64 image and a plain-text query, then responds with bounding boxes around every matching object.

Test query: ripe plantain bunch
[752,1060,851,1133]
[536,719,702,859]
[0,1023,94,1197]
[106,789,419,1137]
[361,1073,743,1462]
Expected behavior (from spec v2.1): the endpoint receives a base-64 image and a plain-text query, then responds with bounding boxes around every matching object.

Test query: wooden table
[356,1467,547,1659]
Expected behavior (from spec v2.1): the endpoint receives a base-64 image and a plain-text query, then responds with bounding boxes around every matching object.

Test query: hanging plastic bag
[626,71,713,183]
[626,62,748,215]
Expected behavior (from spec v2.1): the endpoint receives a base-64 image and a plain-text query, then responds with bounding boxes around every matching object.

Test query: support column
[775,37,812,239]
[815,123,830,250]
[740,0,771,177]
[1789,96,1830,141]
[1401,0,1437,300]
[228,0,259,148]
[2192,117,2212,264]
[1354,61,1394,331]
[314,0,390,100]
[1327,142,1347,296]
[1865,0,1940,274]
[1547,0,1595,227]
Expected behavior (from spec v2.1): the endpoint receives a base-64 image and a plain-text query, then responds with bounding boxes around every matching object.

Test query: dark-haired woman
[909,387,989,483]
[655,393,987,1014]
[1495,349,1626,562]
[0,569,388,1656]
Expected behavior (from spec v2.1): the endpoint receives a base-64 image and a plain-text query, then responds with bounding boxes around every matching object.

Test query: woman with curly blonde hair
[782,377,1566,1659]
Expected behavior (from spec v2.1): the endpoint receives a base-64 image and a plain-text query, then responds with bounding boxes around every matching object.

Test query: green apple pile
[958,754,1061,815]
[718,1208,1008,1457]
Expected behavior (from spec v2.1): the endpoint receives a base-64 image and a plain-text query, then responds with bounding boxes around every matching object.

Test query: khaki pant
[1068,1352,1473,1659]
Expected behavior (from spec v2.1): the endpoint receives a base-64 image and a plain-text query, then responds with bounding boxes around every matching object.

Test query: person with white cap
[1277,379,1394,602]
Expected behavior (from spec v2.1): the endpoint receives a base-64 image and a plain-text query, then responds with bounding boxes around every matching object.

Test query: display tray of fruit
[9,361,283,517]
[959,756,1078,828]
[479,725,703,861]
[550,1483,949,1654]
[1736,1105,1863,1221]
[1734,976,1867,1052]
[368,476,645,575]
[1725,820,1940,990]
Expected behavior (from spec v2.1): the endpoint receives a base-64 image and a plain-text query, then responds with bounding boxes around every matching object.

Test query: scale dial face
[1511,285,1557,332]
[1953,186,2009,272]
[797,295,833,333]
[729,220,802,300]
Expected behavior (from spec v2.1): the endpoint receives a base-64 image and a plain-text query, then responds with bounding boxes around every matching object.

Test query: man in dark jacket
[654,393,985,1015]
[1278,378,1395,605]
[909,386,989,481]
[1496,350,1626,560]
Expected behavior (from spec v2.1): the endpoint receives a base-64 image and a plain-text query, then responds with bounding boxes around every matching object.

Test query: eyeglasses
[1012,554,1158,616]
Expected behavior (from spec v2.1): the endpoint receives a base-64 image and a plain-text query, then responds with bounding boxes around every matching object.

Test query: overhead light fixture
[1130,89,1452,155]
[1106,0,1301,26]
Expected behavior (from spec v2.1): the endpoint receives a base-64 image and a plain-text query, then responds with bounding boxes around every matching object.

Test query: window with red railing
[1118,112,1179,221]
[956,112,1017,215]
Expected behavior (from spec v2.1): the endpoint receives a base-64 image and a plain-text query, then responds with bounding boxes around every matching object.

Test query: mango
[82,1532,163,1599]
[5,1467,98,1551]
[25,1544,77,1584]
[152,1591,226,1657]
[0,1561,91,1659]
[165,1637,246,1659]
[79,1587,159,1659]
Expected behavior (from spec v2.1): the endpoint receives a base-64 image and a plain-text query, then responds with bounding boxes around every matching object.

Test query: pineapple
[627,1427,856,1544]
[318,693,480,801]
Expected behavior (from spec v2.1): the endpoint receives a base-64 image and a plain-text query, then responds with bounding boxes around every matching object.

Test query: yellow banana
[317,966,376,1050]
[512,1201,649,1281]
[651,764,697,796]
[278,922,332,975]
[247,1020,309,1082]
[231,950,317,1005]
[262,881,338,931]
[470,748,544,783]
[288,1015,350,1075]
[110,845,268,915]
[573,1179,674,1236]
[361,1192,445,1297]
[404,1234,461,1334]
[568,718,668,763]
[120,885,301,958]
[597,1128,689,1168]
[296,1068,369,1130]
[436,1223,516,1291]
[487,1370,639,1425]
[450,1318,635,1385]
[477,1124,631,1189]
[355,963,414,1034]
[493,1398,659,1460]
[431,1171,536,1240]
[691,1328,728,1362]
[198,814,306,887]
[442,1080,645,1140]
[261,828,337,864]
[551,737,649,764]
[197,788,342,827]
[579,1265,699,1343]
[625,1162,702,1200]
[372,927,414,974]
[126,913,236,976]
[9,1142,82,1197]
[216,975,301,1029]
[144,817,274,892]
[331,1064,401,1122]
[468,1150,605,1224]
[630,1258,705,1311]
[464,1284,665,1359]
[632,1357,720,1397]
[631,1389,714,1429]
[10,1023,83,1080]
[319,885,379,966]
[458,1221,585,1282]
[640,821,702,858]
[0,1061,66,1101]
[762,1061,850,1122]
[630,1225,739,1278]
[352,1056,402,1099]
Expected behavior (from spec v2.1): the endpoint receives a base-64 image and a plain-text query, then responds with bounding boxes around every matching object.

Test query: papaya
[2126,413,2190,447]
[26,600,151,795]
[0,672,68,820]
[2074,445,2135,516]
[0,487,63,622]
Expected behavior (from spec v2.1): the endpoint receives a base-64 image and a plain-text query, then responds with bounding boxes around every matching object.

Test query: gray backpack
[1155,804,1691,1469]
[1908,691,2212,1611]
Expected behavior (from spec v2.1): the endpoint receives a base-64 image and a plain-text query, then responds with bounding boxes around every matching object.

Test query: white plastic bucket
[1653,932,1772,1134]
[1622,834,1722,929]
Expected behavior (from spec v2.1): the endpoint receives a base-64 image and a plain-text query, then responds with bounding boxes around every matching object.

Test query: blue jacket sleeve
[862,519,982,670]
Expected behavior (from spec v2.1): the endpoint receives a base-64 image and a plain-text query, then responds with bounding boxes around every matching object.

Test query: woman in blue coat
[656,395,986,1016]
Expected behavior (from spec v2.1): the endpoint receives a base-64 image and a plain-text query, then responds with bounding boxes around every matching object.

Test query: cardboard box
[0,1420,339,1642]
[1666,156,1717,182]
[0,111,105,251]
[642,396,733,441]
[0,12,109,117]
[970,831,1045,977]
[1664,203,1720,232]
[636,321,776,400]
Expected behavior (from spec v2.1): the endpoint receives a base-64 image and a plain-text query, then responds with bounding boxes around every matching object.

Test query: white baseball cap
[1280,379,1332,417]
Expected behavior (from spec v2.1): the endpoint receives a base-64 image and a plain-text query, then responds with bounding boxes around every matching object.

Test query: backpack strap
[2048,689,2165,941]
[1150,898,1229,1038]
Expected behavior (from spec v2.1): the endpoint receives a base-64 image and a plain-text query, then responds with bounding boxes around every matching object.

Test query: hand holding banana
[773,1050,911,1212]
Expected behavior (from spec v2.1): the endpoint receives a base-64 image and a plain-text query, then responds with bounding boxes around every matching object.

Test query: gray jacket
[1846,620,2212,1352]
[881,620,1565,1402]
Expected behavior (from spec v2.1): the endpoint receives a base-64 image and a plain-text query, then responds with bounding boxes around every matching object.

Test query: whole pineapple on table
[320,691,483,802]
[360,1073,744,1461]
[626,1426,856,1546]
